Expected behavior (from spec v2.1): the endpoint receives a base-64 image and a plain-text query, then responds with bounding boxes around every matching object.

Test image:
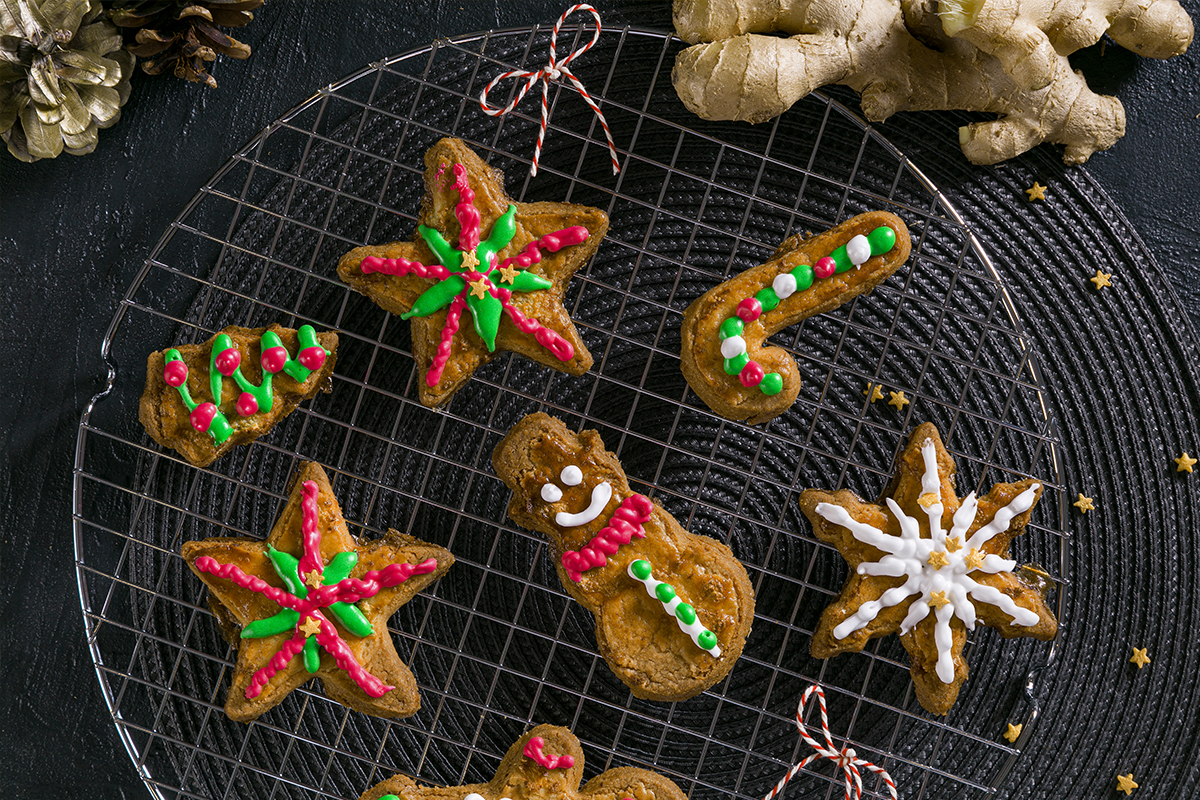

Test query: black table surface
[4,2,1198,798]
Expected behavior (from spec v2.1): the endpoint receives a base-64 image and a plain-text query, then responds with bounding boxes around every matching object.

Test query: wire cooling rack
[74,25,1069,800]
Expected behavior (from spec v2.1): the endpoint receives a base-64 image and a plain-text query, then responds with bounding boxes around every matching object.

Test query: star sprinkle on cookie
[1003,723,1023,743]
[1175,452,1197,474]
[1024,182,1046,201]
[1116,773,1139,795]
[1089,270,1112,290]
[182,462,453,722]
[1130,647,1151,669]
[338,137,608,407]
[800,423,1057,714]
[1073,493,1095,513]
[888,390,909,410]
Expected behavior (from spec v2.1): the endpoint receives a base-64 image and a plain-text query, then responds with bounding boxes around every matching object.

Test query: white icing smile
[555,481,613,527]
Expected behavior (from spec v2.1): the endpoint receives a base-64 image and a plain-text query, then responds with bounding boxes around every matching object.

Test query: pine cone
[108,1,263,89]
[0,0,134,162]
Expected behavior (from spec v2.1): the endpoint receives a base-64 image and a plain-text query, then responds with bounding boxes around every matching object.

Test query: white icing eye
[541,483,563,502]
[560,465,583,486]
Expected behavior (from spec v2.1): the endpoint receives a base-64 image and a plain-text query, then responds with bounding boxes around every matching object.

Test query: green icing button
[832,244,853,274]
[656,582,676,604]
[675,603,696,625]
[791,262,814,291]
[630,559,652,580]
[697,629,718,651]
[868,225,896,255]
[759,372,784,396]
[754,286,780,312]
[719,317,744,340]
[724,352,750,375]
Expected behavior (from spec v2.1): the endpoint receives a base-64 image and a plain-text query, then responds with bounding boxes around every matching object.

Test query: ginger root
[672,0,1193,164]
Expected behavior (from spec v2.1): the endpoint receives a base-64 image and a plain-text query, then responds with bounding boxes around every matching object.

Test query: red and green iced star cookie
[182,461,453,721]
[338,137,608,407]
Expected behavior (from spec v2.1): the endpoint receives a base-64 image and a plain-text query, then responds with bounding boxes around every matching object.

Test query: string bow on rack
[478,3,620,177]
[764,685,899,800]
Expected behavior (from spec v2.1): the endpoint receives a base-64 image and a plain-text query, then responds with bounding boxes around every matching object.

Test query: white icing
[555,481,613,527]
[541,483,563,503]
[466,794,513,800]
[773,272,797,299]
[816,439,1042,684]
[627,561,721,657]
[560,465,583,486]
[720,335,747,359]
[846,234,871,266]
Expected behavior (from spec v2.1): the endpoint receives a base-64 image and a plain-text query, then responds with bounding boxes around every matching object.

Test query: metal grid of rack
[74,26,1068,800]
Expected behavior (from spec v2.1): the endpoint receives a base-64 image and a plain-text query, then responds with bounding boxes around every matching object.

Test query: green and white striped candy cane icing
[717,225,897,395]
[627,558,721,657]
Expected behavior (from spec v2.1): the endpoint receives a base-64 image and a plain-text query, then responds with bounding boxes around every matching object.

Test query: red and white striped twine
[764,685,899,800]
[478,3,620,177]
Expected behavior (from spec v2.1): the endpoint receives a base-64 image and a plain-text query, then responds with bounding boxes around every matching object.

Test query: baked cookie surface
[338,137,608,407]
[680,211,910,424]
[139,323,337,467]
[182,461,453,721]
[800,423,1057,714]
[492,412,754,701]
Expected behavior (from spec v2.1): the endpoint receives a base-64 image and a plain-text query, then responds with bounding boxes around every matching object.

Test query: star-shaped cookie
[182,461,453,721]
[338,137,608,407]
[359,724,686,800]
[799,423,1057,714]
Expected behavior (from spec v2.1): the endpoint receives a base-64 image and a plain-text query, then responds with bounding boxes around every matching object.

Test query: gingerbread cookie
[139,323,337,467]
[182,461,453,721]
[680,212,910,424]
[359,724,687,800]
[492,413,754,701]
[338,137,608,407]
[799,423,1057,714]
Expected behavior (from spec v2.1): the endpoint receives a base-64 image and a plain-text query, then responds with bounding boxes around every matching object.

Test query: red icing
[523,736,575,770]
[164,360,188,387]
[190,402,218,432]
[261,346,288,374]
[736,298,762,322]
[360,256,450,280]
[298,346,327,371]
[814,256,836,279]
[561,494,653,582]
[494,226,590,275]
[235,392,259,417]
[739,361,765,387]
[428,295,467,387]
[494,286,574,362]
[297,480,323,580]
[245,625,309,699]
[215,347,241,376]
[452,164,481,252]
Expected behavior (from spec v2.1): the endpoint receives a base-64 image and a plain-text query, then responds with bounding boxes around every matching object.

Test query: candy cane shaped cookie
[681,211,910,424]
[492,413,755,701]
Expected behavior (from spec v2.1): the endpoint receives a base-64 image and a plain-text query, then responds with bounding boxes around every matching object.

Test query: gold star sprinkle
[497,264,520,284]
[1089,270,1112,290]
[469,277,490,299]
[300,617,322,636]
[1025,182,1046,201]
[965,548,986,570]
[459,249,479,270]
[1073,494,1094,513]
[1003,723,1023,743]
[918,492,939,508]
[864,383,884,403]
[945,536,963,553]
[888,390,909,410]
[927,550,950,569]
[928,590,950,609]
[1130,647,1151,669]
[1115,773,1138,795]
[1176,453,1197,474]
[304,569,323,589]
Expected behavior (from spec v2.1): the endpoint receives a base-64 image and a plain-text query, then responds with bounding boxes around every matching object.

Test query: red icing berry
[163,360,188,387]
[236,392,259,416]
[739,361,765,387]
[814,256,836,279]
[215,347,241,376]
[298,346,326,371]
[736,297,762,322]
[261,346,288,374]
[190,402,218,432]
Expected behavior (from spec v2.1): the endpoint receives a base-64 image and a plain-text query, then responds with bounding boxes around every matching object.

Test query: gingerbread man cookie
[492,413,755,701]
[680,211,910,424]
[338,137,608,407]
[800,423,1057,714]
[359,725,686,800]
[140,323,337,467]
[182,461,453,721]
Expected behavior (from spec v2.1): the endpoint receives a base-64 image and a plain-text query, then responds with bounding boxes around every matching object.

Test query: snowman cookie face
[539,464,614,528]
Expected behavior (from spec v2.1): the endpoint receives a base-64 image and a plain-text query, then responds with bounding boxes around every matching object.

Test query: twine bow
[764,685,899,800]
[478,3,620,177]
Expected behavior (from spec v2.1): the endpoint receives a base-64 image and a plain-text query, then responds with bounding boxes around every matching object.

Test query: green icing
[868,225,896,255]
[302,634,321,673]
[724,353,750,375]
[697,629,718,651]
[755,286,780,312]
[655,582,676,603]
[832,243,853,274]
[759,372,784,396]
[630,559,652,580]
[401,274,467,319]
[242,608,299,639]
[675,603,696,625]
[504,270,553,293]
[791,262,814,291]
[719,317,743,340]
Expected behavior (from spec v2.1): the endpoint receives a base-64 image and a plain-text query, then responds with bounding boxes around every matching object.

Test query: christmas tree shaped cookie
[800,423,1057,714]
[338,137,608,407]
[140,323,337,467]
[359,724,686,800]
[183,461,453,721]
